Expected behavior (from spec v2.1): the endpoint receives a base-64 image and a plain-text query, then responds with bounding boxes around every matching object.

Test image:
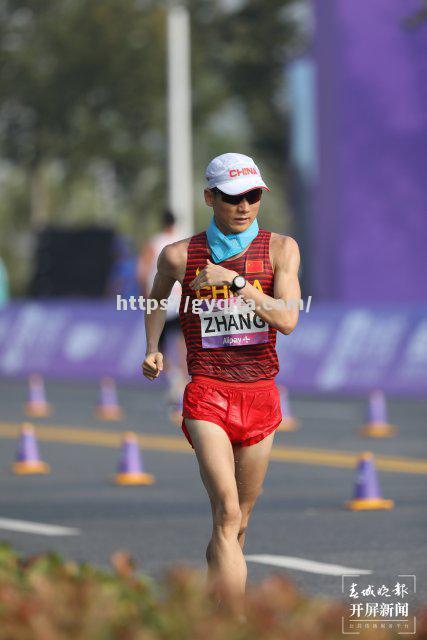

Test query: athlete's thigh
[185,419,238,505]
[233,431,276,505]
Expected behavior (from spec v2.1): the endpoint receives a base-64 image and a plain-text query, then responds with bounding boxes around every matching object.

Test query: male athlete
[142,153,300,613]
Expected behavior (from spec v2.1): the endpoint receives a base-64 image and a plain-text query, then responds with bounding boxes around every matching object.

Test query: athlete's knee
[213,498,242,532]
[237,525,247,541]
[240,498,257,525]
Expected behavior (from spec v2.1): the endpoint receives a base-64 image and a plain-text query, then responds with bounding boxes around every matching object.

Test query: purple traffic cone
[359,390,397,437]
[345,452,393,510]
[12,423,50,474]
[115,432,155,485]
[25,374,53,418]
[277,385,299,431]
[94,377,124,421]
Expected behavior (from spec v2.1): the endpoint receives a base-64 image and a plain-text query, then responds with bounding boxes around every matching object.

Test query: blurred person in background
[137,211,188,422]
[108,235,139,298]
[0,255,10,308]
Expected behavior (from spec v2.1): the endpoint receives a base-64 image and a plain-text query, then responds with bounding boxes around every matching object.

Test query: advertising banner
[0,301,426,396]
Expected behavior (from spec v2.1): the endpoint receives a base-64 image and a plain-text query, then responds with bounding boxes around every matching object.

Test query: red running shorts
[181,374,282,448]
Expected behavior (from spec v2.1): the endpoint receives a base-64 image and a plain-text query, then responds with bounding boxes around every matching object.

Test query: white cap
[205,152,270,195]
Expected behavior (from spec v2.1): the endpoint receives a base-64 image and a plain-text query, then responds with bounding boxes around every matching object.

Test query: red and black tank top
[178,229,279,382]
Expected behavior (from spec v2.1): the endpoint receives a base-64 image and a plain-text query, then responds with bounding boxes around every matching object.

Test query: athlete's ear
[204,188,215,207]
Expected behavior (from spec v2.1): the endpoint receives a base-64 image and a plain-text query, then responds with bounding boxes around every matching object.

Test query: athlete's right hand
[141,352,164,380]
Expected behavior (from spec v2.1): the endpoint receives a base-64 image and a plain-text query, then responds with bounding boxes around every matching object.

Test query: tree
[0,0,167,224]
[189,0,304,230]
[0,0,305,293]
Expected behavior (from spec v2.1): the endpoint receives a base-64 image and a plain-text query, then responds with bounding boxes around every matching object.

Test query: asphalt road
[0,378,426,615]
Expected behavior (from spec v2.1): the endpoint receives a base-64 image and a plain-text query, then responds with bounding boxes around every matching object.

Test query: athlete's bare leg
[233,432,276,551]
[184,419,246,613]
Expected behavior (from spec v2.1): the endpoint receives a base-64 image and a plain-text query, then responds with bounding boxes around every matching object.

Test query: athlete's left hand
[189,259,238,291]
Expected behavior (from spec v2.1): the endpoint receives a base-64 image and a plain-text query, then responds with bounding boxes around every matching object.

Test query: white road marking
[0,518,80,536]
[245,554,372,576]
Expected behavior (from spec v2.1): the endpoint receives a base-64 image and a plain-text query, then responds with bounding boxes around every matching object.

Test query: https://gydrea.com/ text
[116,294,313,315]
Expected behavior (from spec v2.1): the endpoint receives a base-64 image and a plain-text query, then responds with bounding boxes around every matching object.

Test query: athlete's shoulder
[269,232,299,251]
[161,237,191,264]
[269,233,300,270]
[158,231,207,273]
[158,237,191,274]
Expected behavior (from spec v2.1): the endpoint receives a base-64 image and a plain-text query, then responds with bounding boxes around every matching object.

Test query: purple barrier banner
[0,301,426,396]
[276,305,427,396]
[0,300,148,383]
[313,0,427,303]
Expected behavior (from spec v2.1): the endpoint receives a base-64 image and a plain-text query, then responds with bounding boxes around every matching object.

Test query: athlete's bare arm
[136,243,156,296]
[141,239,189,380]
[241,234,301,333]
[189,234,301,335]
[268,233,301,333]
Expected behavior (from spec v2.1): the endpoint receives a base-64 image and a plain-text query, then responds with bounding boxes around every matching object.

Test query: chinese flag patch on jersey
[246,259,263,273]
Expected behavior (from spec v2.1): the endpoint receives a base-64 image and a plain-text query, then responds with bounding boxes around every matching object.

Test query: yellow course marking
[0,422,426,475]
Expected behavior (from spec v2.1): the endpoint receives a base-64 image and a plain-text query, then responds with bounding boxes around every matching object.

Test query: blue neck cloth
[206,217,259,264]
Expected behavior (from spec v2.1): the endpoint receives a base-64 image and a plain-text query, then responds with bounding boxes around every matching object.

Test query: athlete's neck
[213,217,234,235]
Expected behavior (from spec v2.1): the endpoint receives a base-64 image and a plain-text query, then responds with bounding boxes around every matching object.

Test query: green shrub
[0,543,425,640]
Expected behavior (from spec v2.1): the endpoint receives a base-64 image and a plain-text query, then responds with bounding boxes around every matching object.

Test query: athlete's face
[204,187,262,235]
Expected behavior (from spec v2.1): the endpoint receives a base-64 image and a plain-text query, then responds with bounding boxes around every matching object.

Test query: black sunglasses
[211,187,262,205]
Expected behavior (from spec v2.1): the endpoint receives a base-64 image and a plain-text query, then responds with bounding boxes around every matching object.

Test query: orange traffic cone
[277,385,299,431]
[115,432,155,485]
[359,390,397,437]
[94,377,124,421]
[345,452,393,510]
[12,423,50,474]
[25,374,53,418]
